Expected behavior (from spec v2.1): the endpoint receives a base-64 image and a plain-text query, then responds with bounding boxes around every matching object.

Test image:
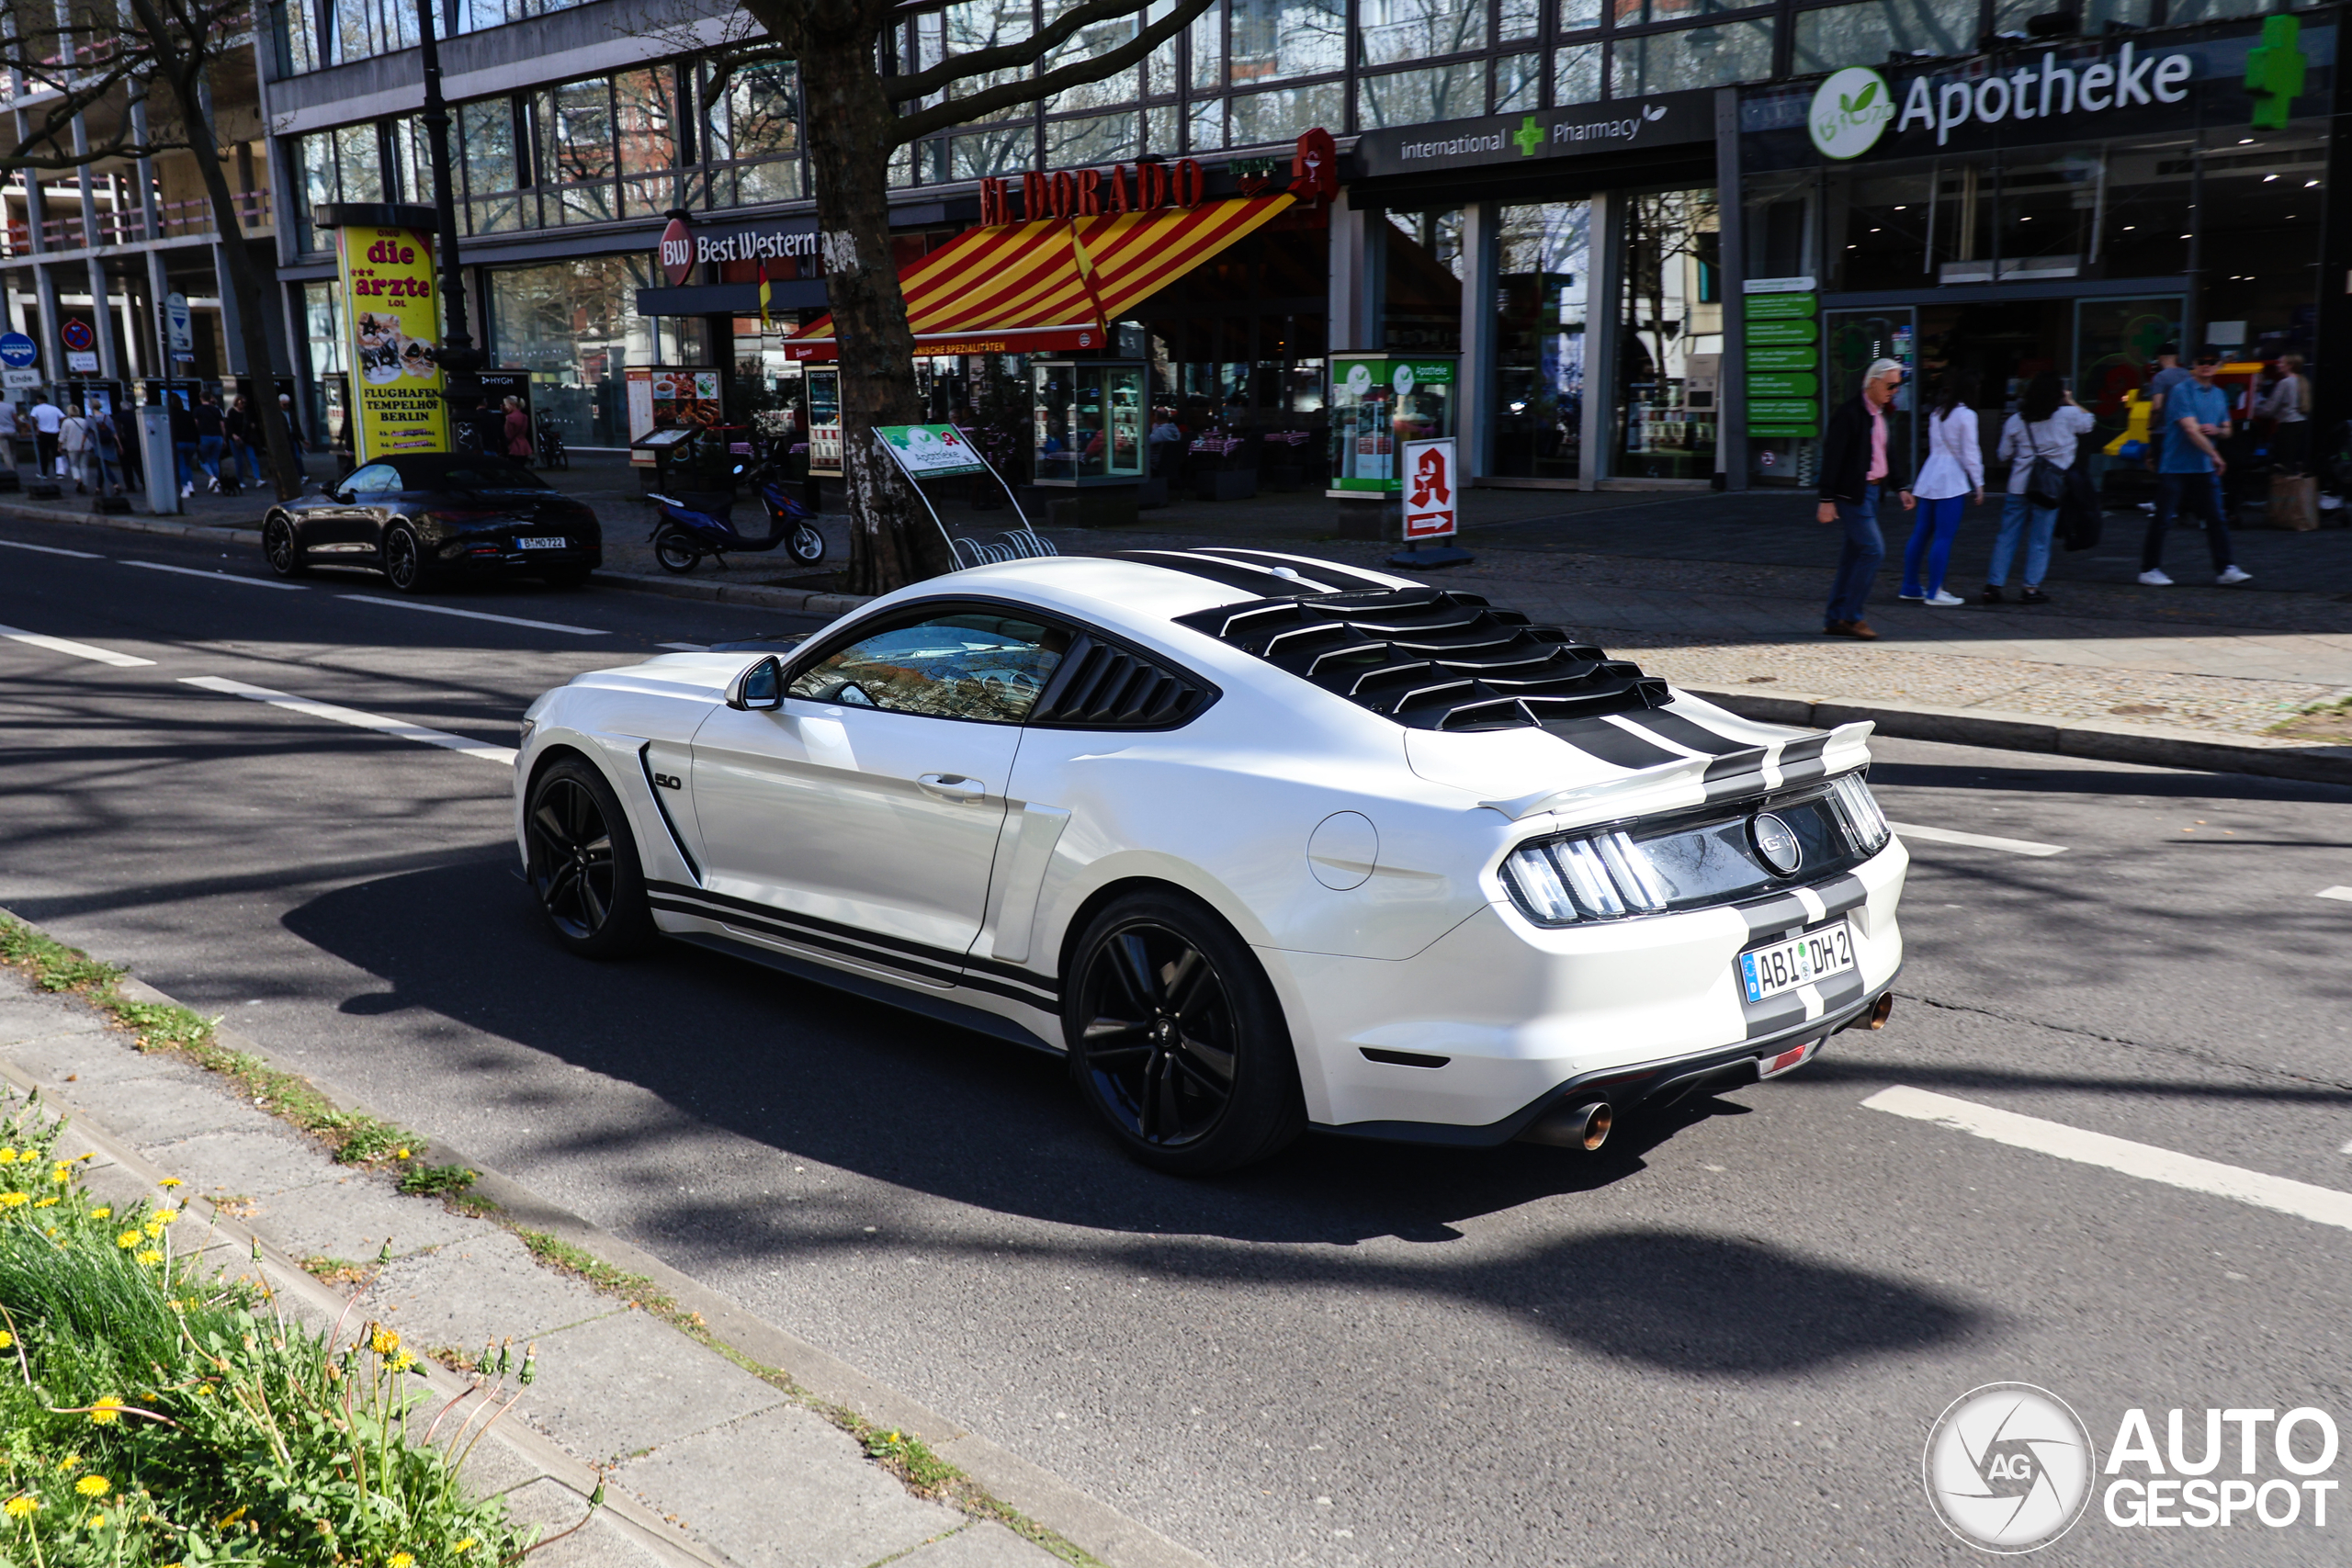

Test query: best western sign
[657,213,823,286]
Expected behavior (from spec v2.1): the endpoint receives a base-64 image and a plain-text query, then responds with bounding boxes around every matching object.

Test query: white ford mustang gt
[516,547,1905,1172]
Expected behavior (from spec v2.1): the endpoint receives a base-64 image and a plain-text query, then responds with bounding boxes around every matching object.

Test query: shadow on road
[280,857,1988,1373]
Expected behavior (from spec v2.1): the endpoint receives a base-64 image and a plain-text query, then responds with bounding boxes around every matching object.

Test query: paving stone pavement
[0,976,1066,1568]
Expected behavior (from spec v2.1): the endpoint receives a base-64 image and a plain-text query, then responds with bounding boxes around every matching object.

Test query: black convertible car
[260,454,602,592]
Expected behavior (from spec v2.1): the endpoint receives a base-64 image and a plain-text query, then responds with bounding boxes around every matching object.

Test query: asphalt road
[5,512,2352,1566]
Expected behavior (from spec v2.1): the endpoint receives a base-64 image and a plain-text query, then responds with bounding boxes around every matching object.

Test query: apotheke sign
[1811,39,2208,161]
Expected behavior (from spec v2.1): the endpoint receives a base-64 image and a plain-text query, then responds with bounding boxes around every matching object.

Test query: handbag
[2023,420,2066,507]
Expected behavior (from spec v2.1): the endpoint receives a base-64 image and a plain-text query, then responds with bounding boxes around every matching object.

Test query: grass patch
[0,914,424,1168]
[398,1163,480,1199]
[2267,694,2352,742]
[0,1091,543,1565]
[298,1256,375,1288]
[511,1229,705,1334]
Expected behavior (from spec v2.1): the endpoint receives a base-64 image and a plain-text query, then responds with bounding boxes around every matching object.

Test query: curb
[0,496,261,544]
[1685,686,2352,787]
[63,956,1215,1568]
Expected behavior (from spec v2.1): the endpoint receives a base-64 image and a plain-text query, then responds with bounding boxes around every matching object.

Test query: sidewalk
[7,462,2349,776]
[0,917,1207,1568]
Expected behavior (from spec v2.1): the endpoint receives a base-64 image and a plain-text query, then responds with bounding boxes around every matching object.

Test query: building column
[1578,189,1622,490]
[146,249,172,381]
[1456,201,1498,479]
[1713,86,1747,491]
[1327,189,1374,353]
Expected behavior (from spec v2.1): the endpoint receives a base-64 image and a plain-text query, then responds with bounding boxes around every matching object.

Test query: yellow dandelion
[0,1192,27,1209]
[82,1511,103,1529]
[4,1495,38,1518]
[396,1147,412,1160]
[137,1248,164,1266]
[74,1474,108,1497]
[32,1197,55,1208]
[215,1505,246,1528]
[88,1206,108,1218]
[116,1231,141,1249]
[158,1177,182,1189]
[0,1331,13,1349]
[88,1396,125,1426]
[57,1454,79,1472]
[392,1351,416,1372]
[369,1326,401,1357]
[453,1540,478,1554]
[0,1147,17,1162]
[390,1552,416,1568]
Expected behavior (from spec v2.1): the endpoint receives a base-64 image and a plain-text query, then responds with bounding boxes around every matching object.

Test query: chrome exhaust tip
[1868,991,1894,1029]
[1521,1100,1613,1151]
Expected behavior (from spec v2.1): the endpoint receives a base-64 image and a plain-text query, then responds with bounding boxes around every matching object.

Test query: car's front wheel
[525,758,656,958]
[261,514,309,578]
[382,523,435,593]
[1064,892,1304,1174]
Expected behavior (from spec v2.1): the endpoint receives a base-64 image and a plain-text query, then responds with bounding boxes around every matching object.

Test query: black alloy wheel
[653,527,702,574]
[261,514,308,577]
[525,759,655,958]
[1065,893,1304,1174]
[382,523,433,593]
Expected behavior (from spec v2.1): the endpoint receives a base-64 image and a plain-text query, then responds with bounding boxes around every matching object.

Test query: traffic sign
[0,332,35,368]
[59,318,94,353]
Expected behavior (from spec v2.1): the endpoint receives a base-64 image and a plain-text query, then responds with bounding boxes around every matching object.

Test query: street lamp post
[416,0,482,434]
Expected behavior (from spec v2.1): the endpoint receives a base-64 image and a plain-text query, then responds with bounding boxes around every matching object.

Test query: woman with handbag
[1984,371,2095,604]
[1900,370,1984,606]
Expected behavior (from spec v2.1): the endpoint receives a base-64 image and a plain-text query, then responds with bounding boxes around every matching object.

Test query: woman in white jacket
[1984,371,2097,604]
[1900,370,1984,606]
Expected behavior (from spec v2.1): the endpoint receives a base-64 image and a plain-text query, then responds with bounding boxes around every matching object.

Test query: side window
[787,610,1070,723]
[345,464,399,494]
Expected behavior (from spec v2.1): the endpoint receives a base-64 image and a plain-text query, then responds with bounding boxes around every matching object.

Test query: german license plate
[1738,921,1856,1005]
[515,536,567,549]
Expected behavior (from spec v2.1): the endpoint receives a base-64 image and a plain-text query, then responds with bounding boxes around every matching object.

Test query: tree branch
[890,0,1152,105]
[890,0,1213,145]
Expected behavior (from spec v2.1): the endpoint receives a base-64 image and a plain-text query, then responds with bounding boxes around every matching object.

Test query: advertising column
[333,222,447,461]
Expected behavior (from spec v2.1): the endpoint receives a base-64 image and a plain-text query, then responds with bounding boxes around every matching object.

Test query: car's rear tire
[1063,892,1304,1174]
[383,523,435,593]
[262,514,309,577]
[525,758,657,958]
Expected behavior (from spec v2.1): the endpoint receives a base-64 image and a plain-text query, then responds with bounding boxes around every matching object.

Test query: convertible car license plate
[516,536,567,549]
[1739,921,1856,1005]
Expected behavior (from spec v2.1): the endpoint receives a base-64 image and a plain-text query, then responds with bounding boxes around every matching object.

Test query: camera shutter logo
[1924,1383,2096,1552]
[1810,66,1895,160]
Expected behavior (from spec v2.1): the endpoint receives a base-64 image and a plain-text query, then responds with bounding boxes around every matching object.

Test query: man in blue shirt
[2140,351,2251,587]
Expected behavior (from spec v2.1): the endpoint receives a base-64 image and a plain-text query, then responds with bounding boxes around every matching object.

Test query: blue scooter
[647,460,826,573]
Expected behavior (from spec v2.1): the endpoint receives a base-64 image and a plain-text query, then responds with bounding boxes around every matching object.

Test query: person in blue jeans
[168,394,198,497]
[1900,370,1983,606]
[2139,350,2251,588]
[1814,358,1915,639]
[1984,372,2095,604]
[191,389,226,492]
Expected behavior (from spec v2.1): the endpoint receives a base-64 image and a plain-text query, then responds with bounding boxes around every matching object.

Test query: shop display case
[806,367,842,479]
[1031,359,1147,487]
[1327,353,1457,497]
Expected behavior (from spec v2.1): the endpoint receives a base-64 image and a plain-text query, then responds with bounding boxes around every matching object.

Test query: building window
[616,68,681,217]
[1792,0,1978,74]
[1383,209,1464,352]
[277,0,322,74]
[1561,0,1604,30]
[334,125,384,203]
[1359,0,1487,68]
[1987,0,2152,29]
[1497,52,1544,113]
[461,99,528,234]
[487,255,659,448]
[1190,97,1227,151]
[1360,63,1487,129]
[1046,112,1140,165]
[1229,81,1342,146]
[1611,20,1773,96]
[1615,188,1719,481]
[538,79,616,226]
[1555,42,1603,104]
[1494,201,1592,480]
[1231,0,1347,84]
[1502,0,1543,41]
[709,62,804,209]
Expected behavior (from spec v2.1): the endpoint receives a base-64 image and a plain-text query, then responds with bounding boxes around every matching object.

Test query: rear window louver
[1172,586,1668,731]
[1030,634,1210,729]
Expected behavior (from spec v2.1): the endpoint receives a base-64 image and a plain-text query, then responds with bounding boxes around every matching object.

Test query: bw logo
[1924,1383,2095,1552]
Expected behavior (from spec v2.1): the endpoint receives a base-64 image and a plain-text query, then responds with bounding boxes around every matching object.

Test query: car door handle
[917,773,989,803]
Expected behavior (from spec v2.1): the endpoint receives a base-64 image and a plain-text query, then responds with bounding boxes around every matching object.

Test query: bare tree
[718,0,1216,593]
[0,0,305,499]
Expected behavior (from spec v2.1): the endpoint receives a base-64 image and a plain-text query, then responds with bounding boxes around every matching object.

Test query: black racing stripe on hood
[1187,547,1401,591]
[1541,716,1683,769]
[1620,708,1757,756]
[1114,551,1324,596]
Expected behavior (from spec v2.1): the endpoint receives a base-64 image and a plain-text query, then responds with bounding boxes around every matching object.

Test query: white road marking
[1865,1086,2352,1233]
[179,675,517,765]
[124,559,306,590]
[2319,886,2352,904]
[0,538,102,558]
[1887,821,2066,857]
[656,641,707,652]
[338,594,605,636]
[0,623,155,667]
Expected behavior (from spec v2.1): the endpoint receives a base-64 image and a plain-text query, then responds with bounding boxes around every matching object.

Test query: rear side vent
[1030,635,1211,729]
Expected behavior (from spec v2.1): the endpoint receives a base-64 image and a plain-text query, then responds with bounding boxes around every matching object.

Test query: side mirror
[727,655,784,712]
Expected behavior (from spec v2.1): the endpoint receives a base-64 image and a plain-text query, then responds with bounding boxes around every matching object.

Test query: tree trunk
[125,0,305,501]
[793,28,955,594]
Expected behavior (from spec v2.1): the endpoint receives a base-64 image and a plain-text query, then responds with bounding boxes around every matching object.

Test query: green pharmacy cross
[2245,15,2306,133]
[1513,116,1544,157]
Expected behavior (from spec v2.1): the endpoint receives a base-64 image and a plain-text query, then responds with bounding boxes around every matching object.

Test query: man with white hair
[1814,357,1915,639]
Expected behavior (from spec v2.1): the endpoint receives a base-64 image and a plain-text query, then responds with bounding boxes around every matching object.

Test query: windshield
[391,457,551,492]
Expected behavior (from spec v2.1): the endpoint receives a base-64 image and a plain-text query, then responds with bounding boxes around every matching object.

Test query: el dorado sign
[978,127,1339,224]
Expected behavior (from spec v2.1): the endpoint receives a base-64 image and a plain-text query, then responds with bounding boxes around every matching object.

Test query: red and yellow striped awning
[784,195,1297,362]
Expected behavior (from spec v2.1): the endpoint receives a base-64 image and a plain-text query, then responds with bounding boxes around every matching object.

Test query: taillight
[1500,829,1667,926]
[1825,771,1891,855]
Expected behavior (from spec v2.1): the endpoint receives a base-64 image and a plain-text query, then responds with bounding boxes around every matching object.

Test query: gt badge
[1750,812,1802,875]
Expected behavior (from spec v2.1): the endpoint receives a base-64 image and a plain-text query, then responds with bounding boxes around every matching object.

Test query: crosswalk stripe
[1864,1086,2352,1233]
[124,560,305,590]
[179,675,516,765]
[0,537,102,558]
[338,594,605,636]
